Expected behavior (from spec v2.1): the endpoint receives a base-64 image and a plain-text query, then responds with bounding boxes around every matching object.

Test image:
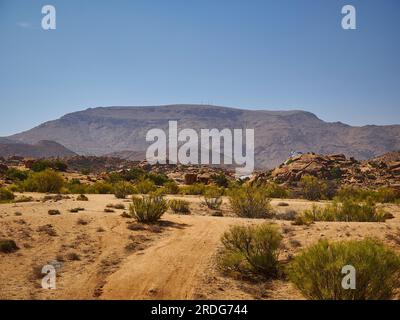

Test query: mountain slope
[7,105,400,168]
[0,140,76,158]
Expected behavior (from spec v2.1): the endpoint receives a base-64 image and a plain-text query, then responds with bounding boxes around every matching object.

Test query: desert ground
[1,193,399,300]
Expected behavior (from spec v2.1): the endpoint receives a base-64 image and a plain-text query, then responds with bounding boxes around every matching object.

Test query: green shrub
[0,188,15,202]
[113,181,135,199]
[65,179,90,194]
[5,168,28,181]
[162,181,180,194]
[212,173,229,188]
[22,169,64,193]
[146,173,170,186]
[106,172,124,184]
[169,199,190,214]
[134,178,156,194]
[88,181,113,194]
[179,183,206,195]
[302,199,388,222]
[263,182,289,198]
[287,239,400,300]
[124,168,146,181]
[31,159,67,172]
[129,195,168,223]
[228,185,273,218]
[299,175,327,200]
[0,239,19,253]
[219,223,282,277]
[336,186,399,204]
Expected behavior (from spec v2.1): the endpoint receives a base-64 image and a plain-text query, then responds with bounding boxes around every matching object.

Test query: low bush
[31,159,68,172]
[129,195,168,223]
[287,239,400,300]
[219,223,282,278]
[48,209,61,215]
[76,194,89,201]
[22,169,64,193]
[169,199,190,214]
[301,199,388,222]
[0,188,15,202]
[146,173,170,186]
[203,186,223,210]
[228,185,273,218]
[113,181,135,199]
[5,168,28,181]
[0,239,19,253]
[212,173,229,188]
[88,181,113,194]
[134,178,157,194]
[263,182,289,198]
[65,179,90,194]
[179,183,207,195]
[162,181,180,194]
[336,186,400,204]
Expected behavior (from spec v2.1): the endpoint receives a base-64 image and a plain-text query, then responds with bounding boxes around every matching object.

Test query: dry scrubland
[1,155,400,300]
[1,192,400,300]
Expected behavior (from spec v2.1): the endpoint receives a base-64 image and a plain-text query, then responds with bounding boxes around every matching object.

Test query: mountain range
[3,105,400,168]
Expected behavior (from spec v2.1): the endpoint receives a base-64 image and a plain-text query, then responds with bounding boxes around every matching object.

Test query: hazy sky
[0,0,399,136]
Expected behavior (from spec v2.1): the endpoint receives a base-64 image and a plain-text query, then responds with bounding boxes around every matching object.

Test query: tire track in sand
[101,214,238,299]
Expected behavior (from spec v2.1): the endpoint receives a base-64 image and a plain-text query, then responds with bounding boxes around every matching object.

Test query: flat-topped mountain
[6,105,400,168]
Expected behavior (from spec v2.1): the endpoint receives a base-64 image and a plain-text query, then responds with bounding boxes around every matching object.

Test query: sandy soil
[1,194,399,300]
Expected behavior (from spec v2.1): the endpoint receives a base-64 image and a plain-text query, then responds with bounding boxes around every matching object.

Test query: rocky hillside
[253,152,400,189]
[0,140,76,158]
[6,105,400,168]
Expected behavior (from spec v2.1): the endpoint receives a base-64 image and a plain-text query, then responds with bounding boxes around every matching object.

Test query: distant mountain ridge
[5,104,400,168]
[0,140,76,158]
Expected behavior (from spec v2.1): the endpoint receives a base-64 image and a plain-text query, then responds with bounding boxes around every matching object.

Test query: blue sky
[0,0,399,136]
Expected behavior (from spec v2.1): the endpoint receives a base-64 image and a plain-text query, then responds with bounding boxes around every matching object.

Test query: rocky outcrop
[252,151,400,189]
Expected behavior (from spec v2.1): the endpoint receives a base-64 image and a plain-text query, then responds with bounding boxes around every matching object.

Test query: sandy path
[101,214,239,300]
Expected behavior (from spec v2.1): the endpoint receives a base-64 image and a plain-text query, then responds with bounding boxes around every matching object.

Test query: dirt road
[101,214,241,299]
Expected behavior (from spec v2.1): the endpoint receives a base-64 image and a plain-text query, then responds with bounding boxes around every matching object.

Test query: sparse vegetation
[301,199,388,222]
[336,186,400,204]
[219,223,282,278]
[169,199,190,214]
[228,185,274,218]
[179,183,206,195]
[129,195,167,223]
[287,239,400,300]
